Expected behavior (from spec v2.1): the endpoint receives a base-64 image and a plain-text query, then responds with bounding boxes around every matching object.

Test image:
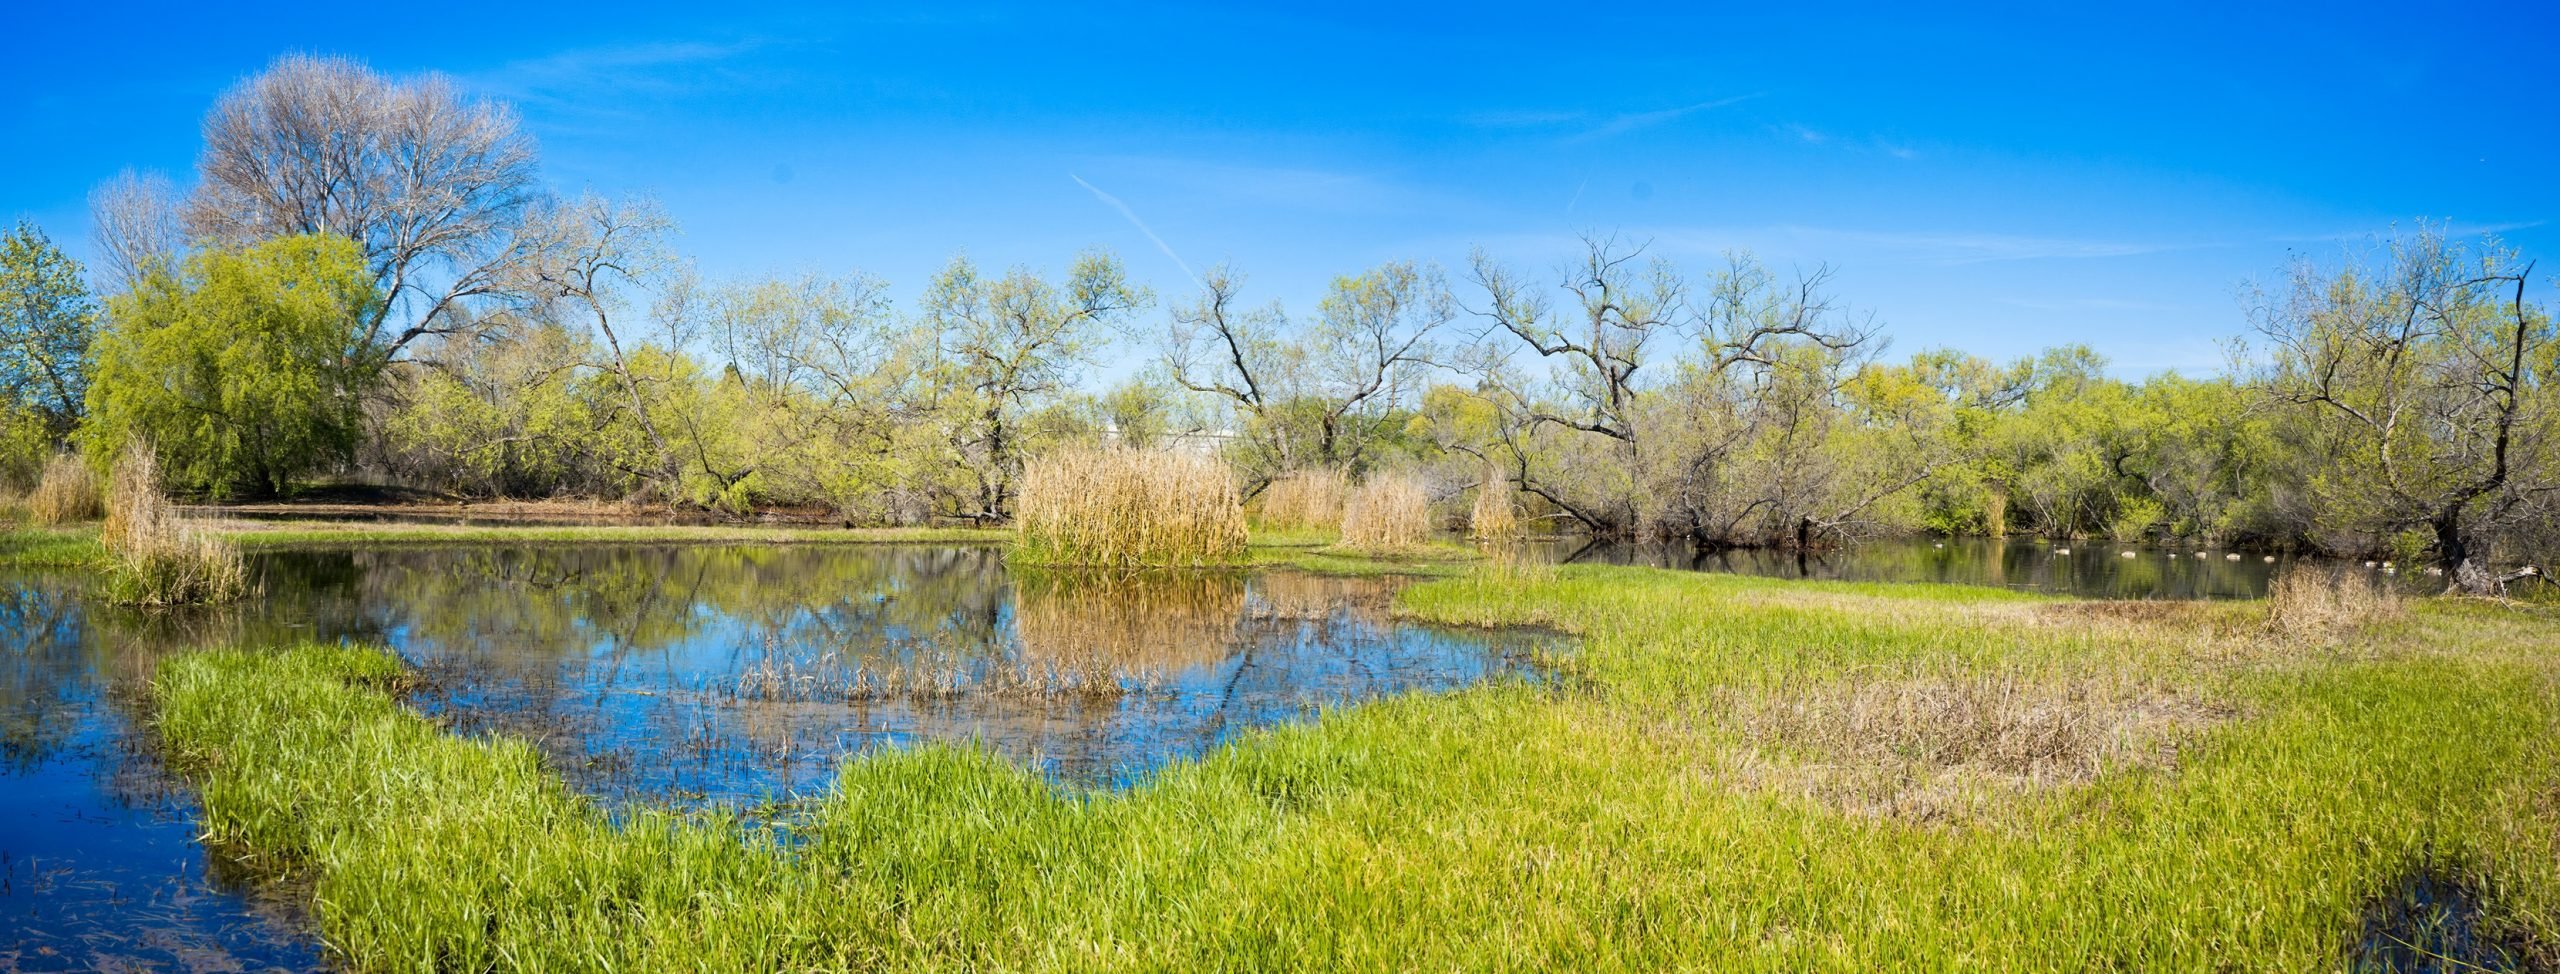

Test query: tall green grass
[154,566,2560,970]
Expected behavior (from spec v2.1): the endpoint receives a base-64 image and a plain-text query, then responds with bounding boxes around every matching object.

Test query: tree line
[1,54,2551,588]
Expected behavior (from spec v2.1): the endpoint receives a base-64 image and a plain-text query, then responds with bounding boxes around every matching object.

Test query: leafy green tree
[82,234,383,497]
[0,221,98,442]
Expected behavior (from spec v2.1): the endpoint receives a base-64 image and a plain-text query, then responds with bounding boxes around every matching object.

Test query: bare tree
[2250,227,2554,590]
[512,194,683,494]
[1164,261,1453,488]
[1465,236,1881,540]
[188,54,541,364]
[87,169,186,295]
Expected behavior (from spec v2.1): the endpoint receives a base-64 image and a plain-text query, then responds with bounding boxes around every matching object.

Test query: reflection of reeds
[1339,473,1430,554]
[1014,573,1248,673]
[1015,447,1247,568]
[28,454,100,525]
[1256,469,1349,532]
[101,448,246,606]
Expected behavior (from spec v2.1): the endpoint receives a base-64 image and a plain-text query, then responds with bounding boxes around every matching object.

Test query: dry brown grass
[2264,564,2403,640]
[1469,463,1521,540]
[100,448,248,605]
[1338,473,1431,554]
[1716,674,2229,822]
[27,454,101,525]
[1014,446,1247,567]
[1257,468,1349,532]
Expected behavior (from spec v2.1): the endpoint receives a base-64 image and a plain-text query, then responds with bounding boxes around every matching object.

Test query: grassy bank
[0,525,105,567]
[149,564,2560,970]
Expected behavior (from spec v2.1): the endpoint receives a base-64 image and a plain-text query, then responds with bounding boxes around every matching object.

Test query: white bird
[2225,553,2241,561]
[2364,561,2378,568]
[2168,553,2180,559]
[2120,551,2137,558]
[2381,561,2395,569]
[2263,555,2277,563]
[2055,548,2071,555]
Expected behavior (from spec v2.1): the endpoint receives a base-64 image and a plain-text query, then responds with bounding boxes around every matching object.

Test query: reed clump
[1468,464,1521,540]
[1337,472,1431,554]
[1014,446,1247,568]
[2264,564,2402,640]
[1256,468,1349,532]
[27,453,101,525]
[101,448,247,605]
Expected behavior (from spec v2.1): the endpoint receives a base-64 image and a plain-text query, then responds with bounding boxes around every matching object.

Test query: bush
[1339,473,1431,554]
[1015,446,1247,568]
[101,448,247,605]
[27,454,100,524]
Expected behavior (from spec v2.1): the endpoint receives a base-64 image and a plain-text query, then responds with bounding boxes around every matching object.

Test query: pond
[0,544,1549,972]
[1545,536,2364,600]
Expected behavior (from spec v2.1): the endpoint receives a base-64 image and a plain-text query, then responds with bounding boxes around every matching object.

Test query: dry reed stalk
[101,448,248,605]
[1337,473,1431,554]
[2264,564,2403,640]
[1469,463,1521,540]
[28,453,101,525]
[1015,446,1247,567]
[1256,468,1349,532]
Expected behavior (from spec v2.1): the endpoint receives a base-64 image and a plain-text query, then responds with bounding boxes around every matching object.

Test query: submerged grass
[154,566,2560,971]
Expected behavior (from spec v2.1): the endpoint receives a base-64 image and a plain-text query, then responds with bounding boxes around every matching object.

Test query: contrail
[1070,174,1198,289]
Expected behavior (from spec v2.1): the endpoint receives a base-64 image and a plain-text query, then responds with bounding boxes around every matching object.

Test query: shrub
[27,453,101,524]
[1256,468,1349,532]
[1339,473,1431,554]
[1015,446,1247,568]
[101,448,247,605]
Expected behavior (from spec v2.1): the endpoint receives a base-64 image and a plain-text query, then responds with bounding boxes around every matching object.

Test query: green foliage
[81,235,383,498]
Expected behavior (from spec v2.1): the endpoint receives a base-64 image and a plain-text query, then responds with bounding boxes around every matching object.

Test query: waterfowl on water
[2055,548,2070,555]
[2225,553,2241,561]
[2121,551,2137,558]
[2263,555,2277,563]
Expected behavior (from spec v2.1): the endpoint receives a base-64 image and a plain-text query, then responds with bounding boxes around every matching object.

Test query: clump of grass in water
[27,453,101,525]
[1255,467,1350,534]
[1336,472,1431,554]
[101,447,247,605]
[1014,446,1247,568]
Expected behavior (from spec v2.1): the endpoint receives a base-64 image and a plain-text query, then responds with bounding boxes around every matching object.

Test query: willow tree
[2251,228,2554,591]
[82,235,382,497]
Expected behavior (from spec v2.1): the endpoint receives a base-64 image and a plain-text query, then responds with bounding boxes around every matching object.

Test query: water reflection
[1541,536,2352,600]
[0,544,1545,970]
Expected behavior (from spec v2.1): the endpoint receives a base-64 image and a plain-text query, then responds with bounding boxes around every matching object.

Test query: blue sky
[5,2,2554,375]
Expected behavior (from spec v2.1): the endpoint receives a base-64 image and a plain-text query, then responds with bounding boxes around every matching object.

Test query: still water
[0,544,1545,971]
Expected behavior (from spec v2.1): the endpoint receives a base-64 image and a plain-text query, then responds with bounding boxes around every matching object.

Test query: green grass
[152,566,2560,971]
[0,525,105,567]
